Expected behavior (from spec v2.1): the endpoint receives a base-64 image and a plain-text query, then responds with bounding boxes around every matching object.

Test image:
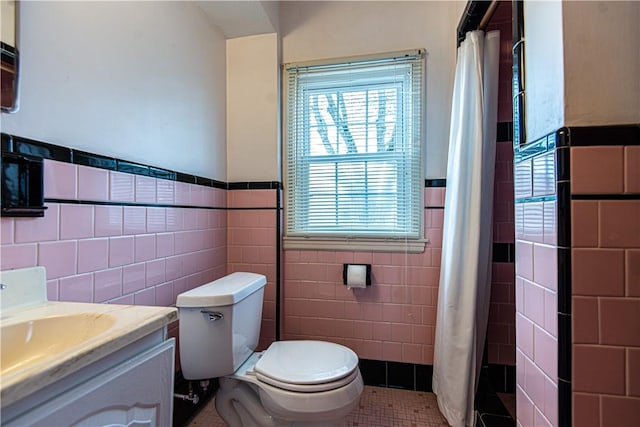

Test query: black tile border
[358,359,433,392]
[557,248,572,315]
[497,122,514,143]
[487,364,516,394]
[275,188,282,342]
[493,242,515,263]
[476,364,515,424]
[3,133,452,194]
[564,124,640,147]
[42,198,234,211]
[425,178,446,187]
[557,182,572,248]
[1,133,227,190]
[555,127,572,427]
[556,147,570,182]
[572,194,640,200]
[558,312,572,381]
[228,181,282,190]
[558,379,572,427]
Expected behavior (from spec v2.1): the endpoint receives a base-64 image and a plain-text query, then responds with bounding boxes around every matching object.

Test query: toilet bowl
[176,272,363,426]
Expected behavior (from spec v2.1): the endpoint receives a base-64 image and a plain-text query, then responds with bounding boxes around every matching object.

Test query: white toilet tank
[176,272,267,380]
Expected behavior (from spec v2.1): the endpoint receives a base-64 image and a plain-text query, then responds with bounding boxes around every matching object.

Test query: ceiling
[197,1,279,39]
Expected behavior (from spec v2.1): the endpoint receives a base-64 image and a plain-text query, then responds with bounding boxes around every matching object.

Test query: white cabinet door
[6,339,175,427]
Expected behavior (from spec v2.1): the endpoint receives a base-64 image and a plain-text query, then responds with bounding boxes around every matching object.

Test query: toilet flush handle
[201,310,224,321]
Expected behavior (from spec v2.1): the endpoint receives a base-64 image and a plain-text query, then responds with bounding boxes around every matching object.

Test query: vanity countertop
[0,301,177,408]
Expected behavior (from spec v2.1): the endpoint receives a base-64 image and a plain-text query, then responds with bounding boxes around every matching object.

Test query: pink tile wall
[488,139,516,366]
[571,146,640,426]
[486,1,516,366]
[226,189,279,351]
[0,160,227,308]
[515,149,559,427]
[282,187,444,365]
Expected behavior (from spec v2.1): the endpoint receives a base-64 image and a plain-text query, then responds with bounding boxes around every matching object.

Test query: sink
[1,313,116,376]
[0,266,177,410]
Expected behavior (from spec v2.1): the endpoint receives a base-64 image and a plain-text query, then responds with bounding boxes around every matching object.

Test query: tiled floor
[187,385,449,427]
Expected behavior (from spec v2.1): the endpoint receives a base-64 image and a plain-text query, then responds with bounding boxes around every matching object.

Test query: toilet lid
[254,341,359,391]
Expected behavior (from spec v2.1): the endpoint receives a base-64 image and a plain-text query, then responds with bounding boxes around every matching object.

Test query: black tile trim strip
[492,242,515,263]
[514,195,557,205]
[497,122,514,143]
[556,146,570,182]
[476,365,515,423]
[558,379,572,427]
[556,127,570,148]
[358,359,433,392]
[487,364,516,394]
[572,194,640,200]
[425,179,446,187]
[558,312,572,381]
[555,126,572,427]
[228,181,282,190]
[564,124,640,146]
[557,183,572,248]
[44,198,226,210]
[226,207,279,210]
[1,133,227,189]
[557,248,572,314]
[73,150,117,170]
[275,188,282,342]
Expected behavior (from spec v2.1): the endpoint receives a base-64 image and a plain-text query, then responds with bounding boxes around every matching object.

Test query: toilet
[176,272,363,427]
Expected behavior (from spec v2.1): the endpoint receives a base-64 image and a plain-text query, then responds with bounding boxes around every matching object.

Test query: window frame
[283,50,427,253]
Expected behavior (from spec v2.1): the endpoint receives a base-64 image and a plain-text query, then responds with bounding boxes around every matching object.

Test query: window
[284,50,426,252]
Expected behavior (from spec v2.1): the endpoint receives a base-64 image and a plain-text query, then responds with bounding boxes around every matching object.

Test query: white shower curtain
[432,30,500,427]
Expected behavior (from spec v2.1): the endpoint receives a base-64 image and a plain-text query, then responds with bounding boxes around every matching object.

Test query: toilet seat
[256,366,360,393]
[254,341,359,392]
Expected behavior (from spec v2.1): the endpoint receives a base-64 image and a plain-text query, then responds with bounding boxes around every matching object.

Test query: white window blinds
[285,51,424,242]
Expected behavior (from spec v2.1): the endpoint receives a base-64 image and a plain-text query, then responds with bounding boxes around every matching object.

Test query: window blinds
[285,51,424,240]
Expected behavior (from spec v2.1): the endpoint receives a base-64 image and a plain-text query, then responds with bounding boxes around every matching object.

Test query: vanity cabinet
[2,331,175,427]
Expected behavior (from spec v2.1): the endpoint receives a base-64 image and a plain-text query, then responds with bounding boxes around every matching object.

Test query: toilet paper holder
[342,264,372,287]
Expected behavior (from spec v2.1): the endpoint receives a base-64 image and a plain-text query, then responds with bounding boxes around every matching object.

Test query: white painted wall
[524,0,565,142]
[226,33,280,182]
[563,1,640,127]
[280,1,465,179]
[1,1,227,180]
[524,1,640,142]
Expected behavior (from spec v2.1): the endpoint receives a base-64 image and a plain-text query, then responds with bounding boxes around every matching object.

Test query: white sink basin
[0,267,177,409]
[1,313,116,376]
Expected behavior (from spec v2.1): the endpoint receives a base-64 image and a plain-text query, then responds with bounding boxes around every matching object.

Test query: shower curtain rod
[456,0,499,46]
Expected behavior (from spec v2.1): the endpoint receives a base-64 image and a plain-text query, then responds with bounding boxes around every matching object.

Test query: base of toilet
[215,378,351,427]
[214,353,362,427]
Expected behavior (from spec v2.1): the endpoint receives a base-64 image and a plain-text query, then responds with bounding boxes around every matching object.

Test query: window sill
[283,237,428,253]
